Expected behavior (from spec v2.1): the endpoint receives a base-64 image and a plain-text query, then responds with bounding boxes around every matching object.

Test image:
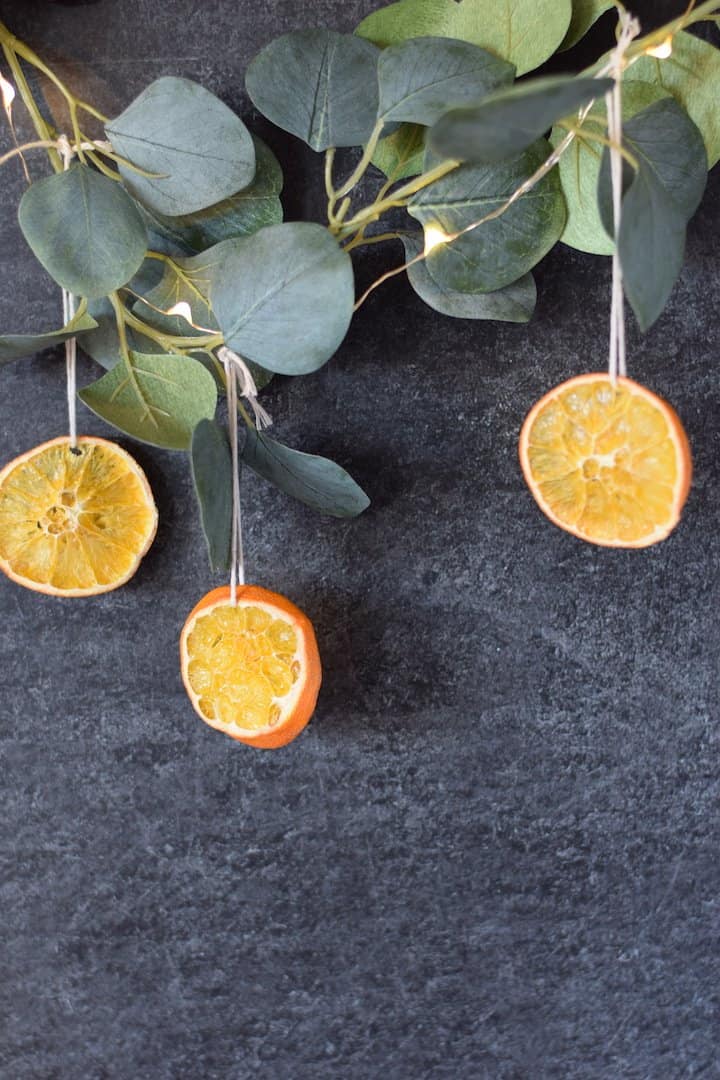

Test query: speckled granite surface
[1,1,719,1077]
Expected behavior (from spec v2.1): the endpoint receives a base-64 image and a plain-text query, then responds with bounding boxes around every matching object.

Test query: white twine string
[606,11,640,384]
[57,134,78,448]
[218,346,272,603]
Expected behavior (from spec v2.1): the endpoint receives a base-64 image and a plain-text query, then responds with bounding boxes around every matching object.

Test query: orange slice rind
[180,585,321,749]
[519,374,692,548]
[0,435,158,595]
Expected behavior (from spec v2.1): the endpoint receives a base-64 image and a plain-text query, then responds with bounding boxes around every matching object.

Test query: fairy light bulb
[646,36,673,59]
[164,301,215,334]
[424,225,451,256]
[0,72,16,118]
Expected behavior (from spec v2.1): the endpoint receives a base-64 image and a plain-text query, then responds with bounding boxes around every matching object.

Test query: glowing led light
[424,225,451,256]
[0,72,16,115]
[646,36,673,59]
[164,301,215,334]
[166,301,194,324]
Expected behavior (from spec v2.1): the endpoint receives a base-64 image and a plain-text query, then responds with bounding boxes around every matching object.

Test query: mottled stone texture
[1,1,719,1077]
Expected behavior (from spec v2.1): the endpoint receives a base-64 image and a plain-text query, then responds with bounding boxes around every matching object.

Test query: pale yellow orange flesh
[180,585,321,749]
[0,436,158,596]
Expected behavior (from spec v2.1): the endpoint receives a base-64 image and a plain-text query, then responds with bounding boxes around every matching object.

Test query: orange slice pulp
[0,435,158,595]
[519,374,691,548]
[180,585,322,749]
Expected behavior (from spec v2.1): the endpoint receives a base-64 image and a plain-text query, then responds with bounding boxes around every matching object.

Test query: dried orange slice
[519,374,691,548]
[180,585,321,749]
[0,436,158,596]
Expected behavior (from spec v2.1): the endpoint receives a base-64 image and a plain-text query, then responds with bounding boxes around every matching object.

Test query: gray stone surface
[1,1,719,1077]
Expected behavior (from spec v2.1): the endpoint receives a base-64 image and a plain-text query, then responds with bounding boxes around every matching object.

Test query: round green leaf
[246,30,380,151]
[106,76,256,216]
[403,235,536,320]
[137,137,283,255]
[409,140,566,293]
[624,30,720,169]
[18,164,147,299]
[242,430,370,517]
[210,223,355,375]
[80,351,217,450]
[551,80,669,255]
[597,98,707,331]
[372,123,427,181]
[191,419,232,572]
[430,76,612,164]
[377,36,514,126]
[559,1,614,51]
[356,0,572,77]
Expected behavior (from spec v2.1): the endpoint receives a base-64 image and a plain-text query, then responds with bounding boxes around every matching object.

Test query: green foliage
[409,141,566,292]
[246,30,380,151]
[598,98,708,330]
[551,81,669,256]
[402,235,536,320]
[137,137,283,256]
[356,0,573,76]
[210,223,355,375]
[377,36,513,126]
[80,351,218,450]
[372,123,426,180]
[191,419,232,571]
[430,76,612,164]
[242,430,370,517]
[2,5,719,532]
[0,304,97,363]
[106,77,256,216]
[18,164,147,299]
[559,0,614,51]
[624,31,720,169]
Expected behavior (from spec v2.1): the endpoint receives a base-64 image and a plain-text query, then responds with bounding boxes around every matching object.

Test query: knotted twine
[217,346,272,603]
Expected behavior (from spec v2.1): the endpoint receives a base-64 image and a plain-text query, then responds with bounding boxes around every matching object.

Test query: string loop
[58,134,78,448]
[218,348,272,603]
[606,10,640,384]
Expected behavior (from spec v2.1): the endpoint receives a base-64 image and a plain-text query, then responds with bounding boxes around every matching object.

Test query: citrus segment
[180,585,321,749]
[519,374,691,548]
[0,436,158,595]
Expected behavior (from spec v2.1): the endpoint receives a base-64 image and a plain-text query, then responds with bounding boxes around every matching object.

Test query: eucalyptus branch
[335,119,385,198]
[337,158,459,237]
[0,138,59,167]
[0,41,62,171]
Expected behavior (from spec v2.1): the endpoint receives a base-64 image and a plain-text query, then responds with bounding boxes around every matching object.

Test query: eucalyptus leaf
[18,164,147,299]
[409,139,566,293]
[82,297,164,370]
[246,30,380,151]
[356,0,572,77]
[210,223,354,375]
[136,137,283,255]
[430,76,612,164]
[243,430,370,518]
[559,0,614,51]
[131,253,218,338]
[624,30,720,168]
[80,351,217,450]
[372,123,427,180]
[597,98,707,330]
[106,76,256,216]
[550,80,669,255]
[191,419,232,571]
[402,235,536,320]
[0,304,97,364]
[377,36,514,126]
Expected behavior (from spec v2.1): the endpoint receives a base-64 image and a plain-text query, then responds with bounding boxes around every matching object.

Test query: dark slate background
[1,1,719,1077]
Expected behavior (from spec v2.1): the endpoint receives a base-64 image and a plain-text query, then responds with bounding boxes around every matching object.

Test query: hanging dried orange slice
[519,374,692,548]
[0,435,158,596]
[180,585,321,749]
